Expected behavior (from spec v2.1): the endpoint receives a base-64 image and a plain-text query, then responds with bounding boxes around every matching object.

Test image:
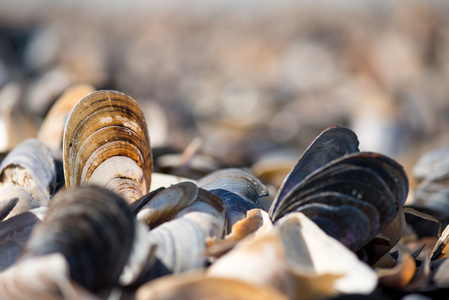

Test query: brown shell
[63,90,152,203]
[37,83,95,160]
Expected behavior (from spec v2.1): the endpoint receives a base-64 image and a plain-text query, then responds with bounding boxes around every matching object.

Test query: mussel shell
[63,90,152,203]
[0,197,19,221]
[275,164,396,226]
[136,182,198,227]
[175,188,226,239]
[332,152,409,209]
[144,218,208,280]
[0,138,59,214]
[296,202,373,251]
[20,185,135,293]
[267,126,408,252]
[293,191,380,236]
[270,125,359,216]
[199,168,268,232]
[0,207,46,271]
[0,185,39,220]
[139,188,226,281]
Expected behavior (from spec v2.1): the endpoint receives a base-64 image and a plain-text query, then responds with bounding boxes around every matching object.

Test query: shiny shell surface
[63,90,152,203]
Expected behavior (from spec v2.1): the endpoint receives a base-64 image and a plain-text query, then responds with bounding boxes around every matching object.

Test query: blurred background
[1,0,449,192]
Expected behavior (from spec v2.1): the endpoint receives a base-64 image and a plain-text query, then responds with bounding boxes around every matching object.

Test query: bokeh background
[1,0,449,193]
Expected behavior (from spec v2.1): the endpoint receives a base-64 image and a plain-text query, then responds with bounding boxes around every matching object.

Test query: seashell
[139,187,225,281]
[135,271,288,300]
[145,218,208,279]
[19,185,137,294]
[270,125,360,212]
[0,253,101,300]
[361,211,406,265]
[0,197,18,221]
[376,251,416,289]
[129,186,166,215]
[37,83,95,160]
[198,168,269,232]
[269,125,409,252]
[63,90,153,204]
[0,207,47,271]
[206,208,273,258]
[207,212,378,299]
[136,182,198,227]
[174,188,226,239]
[0,138,60,219]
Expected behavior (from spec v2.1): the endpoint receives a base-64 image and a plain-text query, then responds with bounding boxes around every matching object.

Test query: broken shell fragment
[135,271,288,300]
[206,208,272,258]
[0,138,59,219]
[63,90,153,204]
[207,212,378,299]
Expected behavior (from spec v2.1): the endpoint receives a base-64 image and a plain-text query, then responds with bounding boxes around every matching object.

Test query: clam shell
[199,168,269,232]
[20,185,136,293]
[0,138,59,218]
[63,90,152,203]
[140,188,225,281]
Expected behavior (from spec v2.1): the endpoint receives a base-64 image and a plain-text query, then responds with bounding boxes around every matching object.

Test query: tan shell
[37,83,95,160]
[136,181,198,227]
[135,271,288,300]
[207,212,378,298]
[0,253,100,300]
[63,90,152,203]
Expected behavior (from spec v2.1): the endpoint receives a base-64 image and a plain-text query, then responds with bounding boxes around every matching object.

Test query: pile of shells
[2,88,449,300]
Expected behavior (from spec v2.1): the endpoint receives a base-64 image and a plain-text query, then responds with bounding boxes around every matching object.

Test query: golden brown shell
[63,90,152,203]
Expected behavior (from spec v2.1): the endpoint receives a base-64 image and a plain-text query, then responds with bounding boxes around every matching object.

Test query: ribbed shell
[20,186,136,294]
[63,90,152,203]
[269,126,409,252]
